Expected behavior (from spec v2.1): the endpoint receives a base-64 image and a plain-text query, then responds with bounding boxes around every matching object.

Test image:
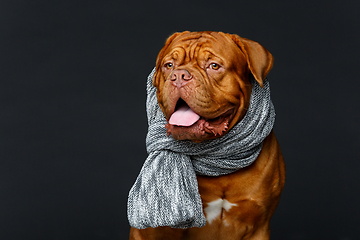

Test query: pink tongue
[169,104,200,126]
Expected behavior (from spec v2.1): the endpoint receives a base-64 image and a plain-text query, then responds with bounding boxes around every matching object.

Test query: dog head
[153,31,273,142]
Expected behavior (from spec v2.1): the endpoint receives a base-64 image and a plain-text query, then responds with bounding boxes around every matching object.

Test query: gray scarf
[127,68,275,229]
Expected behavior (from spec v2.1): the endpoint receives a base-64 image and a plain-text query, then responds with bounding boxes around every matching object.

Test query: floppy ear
[228,34,273,87]
[153,31,190,87]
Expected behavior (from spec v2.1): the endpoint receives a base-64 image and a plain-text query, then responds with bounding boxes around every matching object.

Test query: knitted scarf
[127,68,275,229]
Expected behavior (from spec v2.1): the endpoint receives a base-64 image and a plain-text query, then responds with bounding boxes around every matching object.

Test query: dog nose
[170,69,193,87]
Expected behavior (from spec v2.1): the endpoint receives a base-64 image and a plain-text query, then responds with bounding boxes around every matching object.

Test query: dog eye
[210,63,220,70]
[164,63,173,69]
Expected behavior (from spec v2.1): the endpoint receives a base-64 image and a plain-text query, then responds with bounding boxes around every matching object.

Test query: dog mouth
[168,99,201,127]
[165,98,234,139]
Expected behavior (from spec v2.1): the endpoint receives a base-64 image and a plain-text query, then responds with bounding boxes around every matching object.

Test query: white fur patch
[204,199,223,224]
[204,199,238,224]
[223,199,237,212]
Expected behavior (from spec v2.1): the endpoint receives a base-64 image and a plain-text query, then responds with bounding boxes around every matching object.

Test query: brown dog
[129,31,285,240]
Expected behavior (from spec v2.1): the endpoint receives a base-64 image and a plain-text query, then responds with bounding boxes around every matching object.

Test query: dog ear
[153,31,190,87]
[228,34,273,87]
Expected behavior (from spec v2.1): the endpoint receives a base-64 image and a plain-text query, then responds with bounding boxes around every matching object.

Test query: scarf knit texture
[127,68,276,229]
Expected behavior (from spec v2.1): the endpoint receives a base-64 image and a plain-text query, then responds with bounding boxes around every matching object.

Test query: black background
[1,0,359,239]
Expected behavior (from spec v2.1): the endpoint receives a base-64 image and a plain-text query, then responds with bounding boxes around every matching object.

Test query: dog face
[153,31,273,141]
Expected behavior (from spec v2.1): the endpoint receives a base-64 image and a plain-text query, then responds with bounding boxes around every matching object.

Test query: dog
[129,31,285,240]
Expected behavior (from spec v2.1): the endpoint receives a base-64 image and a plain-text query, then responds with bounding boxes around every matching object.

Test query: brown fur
[129,31,285,240]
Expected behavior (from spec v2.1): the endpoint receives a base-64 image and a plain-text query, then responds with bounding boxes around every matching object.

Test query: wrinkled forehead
[163,32,241,63]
